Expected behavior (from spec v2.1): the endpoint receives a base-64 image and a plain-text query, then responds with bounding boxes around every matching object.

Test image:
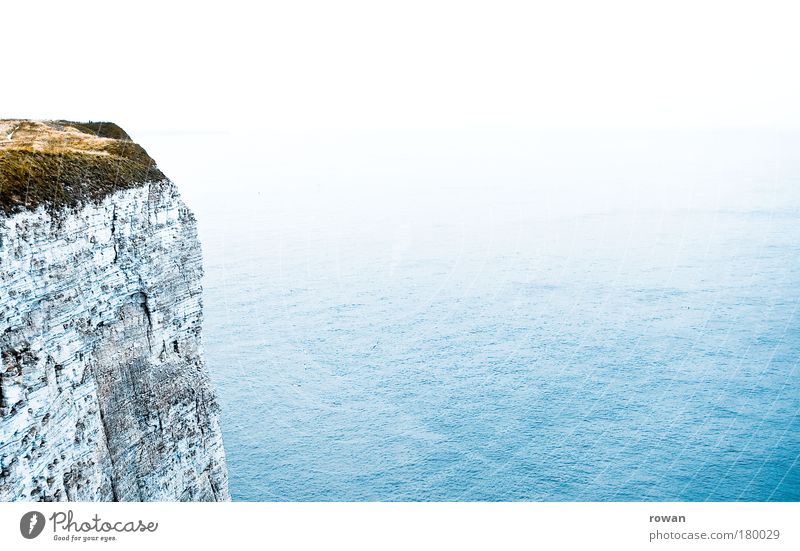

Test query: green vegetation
[0,121,165,215]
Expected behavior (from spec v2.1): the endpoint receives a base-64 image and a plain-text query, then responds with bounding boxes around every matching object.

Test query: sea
[143,129,800,501]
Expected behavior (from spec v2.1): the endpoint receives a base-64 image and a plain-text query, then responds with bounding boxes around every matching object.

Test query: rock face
[0,121,229,501]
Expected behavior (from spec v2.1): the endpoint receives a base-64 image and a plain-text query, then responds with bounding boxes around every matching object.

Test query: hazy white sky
[3,1,800,133]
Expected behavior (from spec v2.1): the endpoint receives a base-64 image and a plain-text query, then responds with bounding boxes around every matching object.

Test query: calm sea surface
[147,130,800,501]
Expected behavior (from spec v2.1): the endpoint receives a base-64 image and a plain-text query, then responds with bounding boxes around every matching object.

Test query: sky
[2,1,800,134]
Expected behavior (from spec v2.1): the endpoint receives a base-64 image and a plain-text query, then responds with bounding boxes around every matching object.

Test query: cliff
[0,120,229,501]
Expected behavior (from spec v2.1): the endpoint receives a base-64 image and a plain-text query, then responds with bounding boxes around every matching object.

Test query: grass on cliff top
[0,121,165,215]
[52,120,132,141]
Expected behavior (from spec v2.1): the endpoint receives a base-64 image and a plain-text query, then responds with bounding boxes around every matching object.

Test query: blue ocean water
[149,130,800,501]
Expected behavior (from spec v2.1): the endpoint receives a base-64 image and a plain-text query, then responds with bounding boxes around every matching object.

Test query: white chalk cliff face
[0,121,229,501]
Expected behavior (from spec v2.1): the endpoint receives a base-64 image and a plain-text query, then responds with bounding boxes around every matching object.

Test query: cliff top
[0,120,165,215]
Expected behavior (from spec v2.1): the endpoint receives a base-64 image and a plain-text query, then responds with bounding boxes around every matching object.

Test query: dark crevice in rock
[131,290,154,352]
[93,403,119,502]
[110,205,119,264]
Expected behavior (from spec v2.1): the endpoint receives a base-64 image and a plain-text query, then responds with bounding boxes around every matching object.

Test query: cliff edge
[0,120,229,501]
